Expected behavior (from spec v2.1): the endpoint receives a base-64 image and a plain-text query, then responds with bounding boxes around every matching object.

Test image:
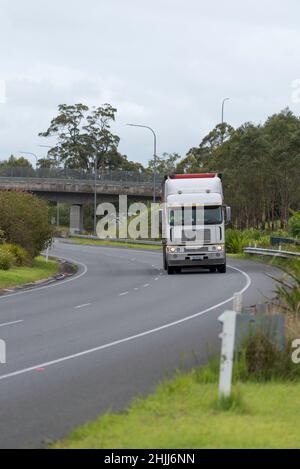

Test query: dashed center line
[143,284,150,288]
[119,291,129,296]
[75,303,91,309]
[0,320,24,328]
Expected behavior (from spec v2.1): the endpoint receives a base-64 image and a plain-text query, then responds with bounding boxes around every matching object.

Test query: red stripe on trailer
[172,173,217,179]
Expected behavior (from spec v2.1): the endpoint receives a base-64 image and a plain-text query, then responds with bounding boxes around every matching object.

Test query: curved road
[0,240,281,448]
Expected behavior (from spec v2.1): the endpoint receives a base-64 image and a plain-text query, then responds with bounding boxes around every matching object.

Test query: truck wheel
[217,264,226,273]
[174,267,181,274]
[209,266,217,273]
[167,265,175,275]
[163,246,167,270]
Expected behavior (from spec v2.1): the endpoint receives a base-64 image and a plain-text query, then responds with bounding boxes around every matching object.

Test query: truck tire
[217,263,226,273]
[209,266,217,273]
[163,246,167,270]
[167,265,175,275]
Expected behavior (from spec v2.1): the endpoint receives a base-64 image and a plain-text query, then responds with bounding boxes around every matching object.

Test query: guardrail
[0,167,164,186]
[244,246,300,259]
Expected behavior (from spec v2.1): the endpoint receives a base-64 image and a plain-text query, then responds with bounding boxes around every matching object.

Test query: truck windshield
[169,206,222,226]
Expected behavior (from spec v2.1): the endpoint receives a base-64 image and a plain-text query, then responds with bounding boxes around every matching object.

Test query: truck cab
[162,173,230,275]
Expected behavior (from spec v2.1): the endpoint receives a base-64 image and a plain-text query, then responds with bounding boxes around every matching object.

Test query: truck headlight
[167,246,176,253]
[216,245,223,251]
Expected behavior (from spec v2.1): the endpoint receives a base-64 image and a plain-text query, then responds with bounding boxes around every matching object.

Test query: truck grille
[181,229,211,243]
[184,246,209,252]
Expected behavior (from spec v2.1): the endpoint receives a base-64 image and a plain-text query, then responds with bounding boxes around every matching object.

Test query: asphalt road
[0,240,282,448]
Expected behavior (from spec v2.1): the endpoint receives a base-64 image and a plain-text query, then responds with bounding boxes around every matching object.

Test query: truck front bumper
[167,251,225,267]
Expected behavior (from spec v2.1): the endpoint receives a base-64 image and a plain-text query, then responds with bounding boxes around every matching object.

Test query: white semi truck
[162,173,231,275]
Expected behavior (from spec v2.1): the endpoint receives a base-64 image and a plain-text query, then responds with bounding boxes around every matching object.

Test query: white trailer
[162,173,231,275]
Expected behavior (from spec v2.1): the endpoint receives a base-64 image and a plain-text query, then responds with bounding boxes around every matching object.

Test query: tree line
[178,108,300,229]
[1,104,299,229]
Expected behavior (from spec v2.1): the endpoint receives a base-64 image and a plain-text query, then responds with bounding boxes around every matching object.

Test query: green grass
[0,256,59,289]
[67,237,162,250]
[53,368,300,449]
[228,252,295,269]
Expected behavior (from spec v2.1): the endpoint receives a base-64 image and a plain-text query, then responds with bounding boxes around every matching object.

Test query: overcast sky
[0,0,300,166]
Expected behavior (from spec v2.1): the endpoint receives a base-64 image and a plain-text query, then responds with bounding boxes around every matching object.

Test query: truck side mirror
[225,206,231,224]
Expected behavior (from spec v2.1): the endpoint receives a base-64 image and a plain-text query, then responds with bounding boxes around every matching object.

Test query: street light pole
[221,97,230,125]
[93,153,98,236]
[127,124,157,203]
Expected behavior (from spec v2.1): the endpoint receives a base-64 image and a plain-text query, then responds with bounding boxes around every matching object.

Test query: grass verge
[67,237,162,250]
[0,256,59,289]
[228,252,293,270]
[53,366,300,449]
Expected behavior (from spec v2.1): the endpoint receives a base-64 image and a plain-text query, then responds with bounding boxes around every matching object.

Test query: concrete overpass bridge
[0,167,163,233]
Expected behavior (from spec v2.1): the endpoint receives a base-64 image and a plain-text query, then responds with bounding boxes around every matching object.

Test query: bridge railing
[0,167,164,186]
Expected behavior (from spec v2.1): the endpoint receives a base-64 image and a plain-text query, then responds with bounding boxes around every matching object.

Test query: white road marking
[143,284,150,288]
[119,291,129,296]
[0,320,23,328]
[0,265,251,382]
[75,303,91,309]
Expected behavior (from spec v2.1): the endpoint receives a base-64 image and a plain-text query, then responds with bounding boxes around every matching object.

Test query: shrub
[2,243,29,266]
[225,229,250,253]
[288,210,300,238]
[52,226,69,238]
[225,228,271,253]
[269,260,300,316]
[234,331,300,382]
[242,228,263,241]
[0,229,5,244]
[0,248,15,270]
[0,191,53,258]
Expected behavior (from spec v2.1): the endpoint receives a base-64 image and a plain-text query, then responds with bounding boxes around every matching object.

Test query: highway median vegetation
[0,190,53,259]
[67,236,162,250]
[0,190,53,266]
[0,190,57,287]
[0,256,59,289]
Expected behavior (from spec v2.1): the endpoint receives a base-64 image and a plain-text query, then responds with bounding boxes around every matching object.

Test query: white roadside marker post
[0,339,6,364]
[218,310,237,398]
[45,247,49,263]
[233,292,243,313]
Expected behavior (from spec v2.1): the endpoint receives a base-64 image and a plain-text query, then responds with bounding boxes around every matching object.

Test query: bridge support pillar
[70,204,83,235]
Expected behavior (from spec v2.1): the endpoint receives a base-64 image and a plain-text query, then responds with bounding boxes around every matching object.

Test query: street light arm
[126,123,158,203]
[19,151,38,160]
[127,124,156,151]
[18,151,39,168]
